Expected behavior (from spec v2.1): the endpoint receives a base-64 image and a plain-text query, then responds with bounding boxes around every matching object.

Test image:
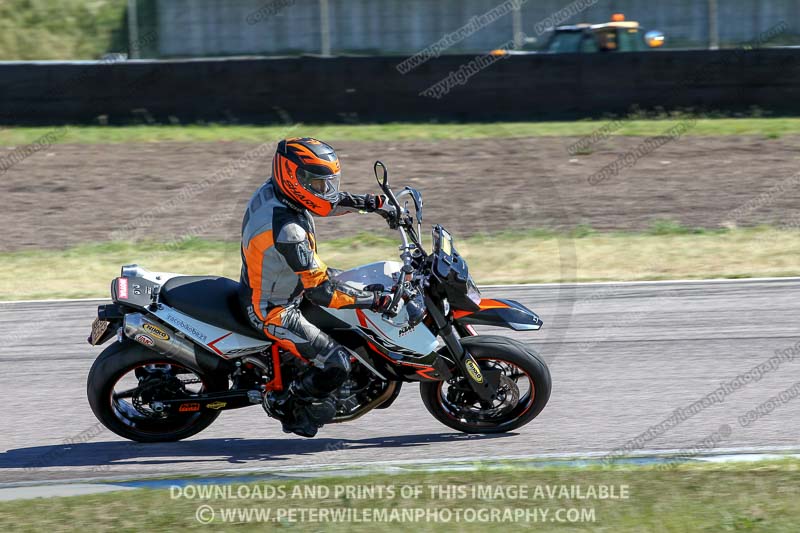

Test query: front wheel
[87,341,228,442]
[420,335,551,433]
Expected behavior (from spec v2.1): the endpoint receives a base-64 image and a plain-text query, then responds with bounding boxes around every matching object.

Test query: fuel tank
[323,261,440,357]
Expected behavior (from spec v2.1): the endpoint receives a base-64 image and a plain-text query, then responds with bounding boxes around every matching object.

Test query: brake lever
[383,287,405,319]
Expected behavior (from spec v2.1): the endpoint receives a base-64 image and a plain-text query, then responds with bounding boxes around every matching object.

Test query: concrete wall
[143,0,800,58]
[2,49,800,125]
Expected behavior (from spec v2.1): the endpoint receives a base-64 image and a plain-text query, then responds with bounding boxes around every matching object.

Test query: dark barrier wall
[1,49,800,125]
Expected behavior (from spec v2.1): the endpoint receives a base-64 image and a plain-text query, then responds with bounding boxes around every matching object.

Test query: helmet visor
[296,167,340,202]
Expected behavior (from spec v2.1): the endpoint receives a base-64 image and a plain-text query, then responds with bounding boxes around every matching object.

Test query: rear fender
[453,298,543,331]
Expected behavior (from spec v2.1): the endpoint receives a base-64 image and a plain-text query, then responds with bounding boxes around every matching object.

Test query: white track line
[3,445,799,490]
[213,445,800,475]
[6,449,798,501]
[2,276,799,305]
[487,276,800,289]
[0,297,108,304]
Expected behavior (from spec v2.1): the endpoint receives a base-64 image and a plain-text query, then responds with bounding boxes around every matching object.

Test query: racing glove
[361,194,384,211]
[368,195,399,229]
[332,193,397,226]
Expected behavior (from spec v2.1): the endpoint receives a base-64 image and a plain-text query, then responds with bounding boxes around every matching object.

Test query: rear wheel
[87,341,228,442]
[420,335,551,433]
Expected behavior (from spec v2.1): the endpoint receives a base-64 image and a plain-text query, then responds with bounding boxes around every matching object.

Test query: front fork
[425,296,499,403]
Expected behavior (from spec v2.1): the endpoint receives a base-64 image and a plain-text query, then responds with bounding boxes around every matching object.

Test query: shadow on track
[1,432,515,472]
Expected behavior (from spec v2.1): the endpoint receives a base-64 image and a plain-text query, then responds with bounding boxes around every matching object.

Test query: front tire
[420,335,551,433]
[87,341,228,442]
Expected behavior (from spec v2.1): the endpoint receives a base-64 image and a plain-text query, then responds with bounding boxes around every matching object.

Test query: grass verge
[1,227,798,300]
[0,460,798,531]
[2,117,800,145]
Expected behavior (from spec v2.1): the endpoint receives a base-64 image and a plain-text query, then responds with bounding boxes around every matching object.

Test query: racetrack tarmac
[0,279,798,484]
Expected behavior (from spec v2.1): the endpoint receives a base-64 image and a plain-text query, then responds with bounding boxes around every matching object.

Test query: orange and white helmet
[272,137,341,216]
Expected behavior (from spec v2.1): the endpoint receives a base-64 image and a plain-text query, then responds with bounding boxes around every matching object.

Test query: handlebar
[373,160,426,319]
[383,226,414,318]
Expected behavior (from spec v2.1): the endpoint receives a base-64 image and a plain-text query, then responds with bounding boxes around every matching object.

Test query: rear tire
[87,341,227,442]
[420,335,551,434]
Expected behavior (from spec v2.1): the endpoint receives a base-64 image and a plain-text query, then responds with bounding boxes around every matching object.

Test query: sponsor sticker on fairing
[142,323,170,341]
[134,334,154,347]
[118,277,129,299]
[465,356,484,384]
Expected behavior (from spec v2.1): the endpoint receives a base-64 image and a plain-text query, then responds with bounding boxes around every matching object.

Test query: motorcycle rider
[239,137,396,438]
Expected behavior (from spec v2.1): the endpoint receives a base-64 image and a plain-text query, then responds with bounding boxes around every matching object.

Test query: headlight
[466,276,482,306]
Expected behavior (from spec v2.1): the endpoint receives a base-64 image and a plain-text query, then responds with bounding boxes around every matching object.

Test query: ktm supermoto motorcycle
[87,162,551,441]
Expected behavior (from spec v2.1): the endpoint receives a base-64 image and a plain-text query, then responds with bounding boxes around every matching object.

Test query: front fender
[453,298,543,331]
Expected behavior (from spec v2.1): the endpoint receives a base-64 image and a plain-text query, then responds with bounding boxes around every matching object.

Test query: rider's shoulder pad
[276,222,308,244]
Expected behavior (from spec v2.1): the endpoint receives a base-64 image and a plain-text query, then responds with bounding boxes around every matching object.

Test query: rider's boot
[266,377,337,438]
[264,341,350,438]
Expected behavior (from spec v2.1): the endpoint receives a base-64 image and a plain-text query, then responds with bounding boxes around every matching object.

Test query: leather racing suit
[238,178,386,432]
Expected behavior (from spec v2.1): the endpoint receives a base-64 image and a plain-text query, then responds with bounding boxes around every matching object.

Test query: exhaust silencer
[123,313,206,371]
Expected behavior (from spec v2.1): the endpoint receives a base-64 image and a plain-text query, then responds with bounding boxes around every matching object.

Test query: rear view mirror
[374,160,388,188]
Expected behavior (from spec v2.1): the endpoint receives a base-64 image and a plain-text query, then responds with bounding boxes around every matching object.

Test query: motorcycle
[86,161,551,442]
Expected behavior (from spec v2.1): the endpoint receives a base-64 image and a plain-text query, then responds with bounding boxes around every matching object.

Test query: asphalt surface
[1,279,798,484]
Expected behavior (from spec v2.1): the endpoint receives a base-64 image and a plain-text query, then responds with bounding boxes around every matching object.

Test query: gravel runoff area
[1,136,799,251]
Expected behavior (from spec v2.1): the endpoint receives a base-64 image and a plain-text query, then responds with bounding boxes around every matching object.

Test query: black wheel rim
[437,357,536,429]
[109,361,209,435]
